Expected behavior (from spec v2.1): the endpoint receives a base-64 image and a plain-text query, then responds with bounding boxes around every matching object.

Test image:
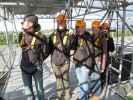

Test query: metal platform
[0,45,132,100]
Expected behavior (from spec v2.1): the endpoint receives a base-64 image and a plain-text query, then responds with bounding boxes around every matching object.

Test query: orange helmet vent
[56,15,66,24]
[91,20,101,29]
[75,20,85,28]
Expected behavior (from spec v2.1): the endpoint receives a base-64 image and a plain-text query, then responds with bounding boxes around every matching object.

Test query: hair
[23,14,41,32]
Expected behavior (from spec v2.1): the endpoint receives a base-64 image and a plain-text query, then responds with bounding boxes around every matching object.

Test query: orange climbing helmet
[56,14,66,25]
[75,20,86,29]
[91,20,101,30]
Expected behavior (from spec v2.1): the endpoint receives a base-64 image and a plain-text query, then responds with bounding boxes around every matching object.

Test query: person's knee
[91,72,100,81]
[37,88,44,94]
[55,71,62,78]
[80,84,89,99]
[23,86,33,96]
[80,82,89,92]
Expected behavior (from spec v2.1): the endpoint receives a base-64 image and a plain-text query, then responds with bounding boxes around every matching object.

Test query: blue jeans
[90,64,102,96]
[21,65,44,100]
[76,65,102,100]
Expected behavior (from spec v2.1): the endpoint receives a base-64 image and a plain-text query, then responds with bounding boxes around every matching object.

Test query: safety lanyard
[31,32,39,49]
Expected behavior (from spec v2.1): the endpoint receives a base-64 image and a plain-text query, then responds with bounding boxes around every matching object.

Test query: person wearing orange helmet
[91,20,101,33]
[56,14,66,30]
[90,20,108,99]
[91,20,104,47]
[91,20,108,72]
[48,14,75,100]
[75,20,86,34]
[73,19,94,100]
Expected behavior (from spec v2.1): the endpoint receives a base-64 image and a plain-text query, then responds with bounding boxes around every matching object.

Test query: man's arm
[39,33,52,60]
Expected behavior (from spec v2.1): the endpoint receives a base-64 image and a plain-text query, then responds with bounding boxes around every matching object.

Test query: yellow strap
[79,39,86,46]
[19,32,25,47]
[94,36,105,47]
[53,34,56,45]
[95,38,100,46]
[53,32,68,45]
[19,32,39,48]
[63,35,68,45]
[31,32,39,49]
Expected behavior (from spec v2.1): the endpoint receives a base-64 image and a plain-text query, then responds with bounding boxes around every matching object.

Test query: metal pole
[3,8,9,45]
[70,7,73,28]
[118,0,126,84]
[130,54,133,88]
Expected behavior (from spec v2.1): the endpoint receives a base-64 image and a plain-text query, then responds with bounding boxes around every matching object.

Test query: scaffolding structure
[0,0,133,99]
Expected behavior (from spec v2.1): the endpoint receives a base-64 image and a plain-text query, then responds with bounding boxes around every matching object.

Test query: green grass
[0,33,15,45]
[111,29,133,37]
[127,96,133,100]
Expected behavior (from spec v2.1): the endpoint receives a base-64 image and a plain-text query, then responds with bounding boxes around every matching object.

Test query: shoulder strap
[31,32,39,49]
[57,31,70,58]
[19,32,25,48]
[63,32,69,45]
[52,31,69,46]
[52,32,56,45]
